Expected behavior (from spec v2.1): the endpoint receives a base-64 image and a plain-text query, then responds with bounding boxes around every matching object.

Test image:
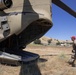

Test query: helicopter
[0,0,75,65]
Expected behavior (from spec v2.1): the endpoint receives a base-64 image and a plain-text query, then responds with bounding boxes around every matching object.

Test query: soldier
[69,36,76,67]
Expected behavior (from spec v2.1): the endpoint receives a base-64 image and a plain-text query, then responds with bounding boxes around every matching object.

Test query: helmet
[71,36,76,40]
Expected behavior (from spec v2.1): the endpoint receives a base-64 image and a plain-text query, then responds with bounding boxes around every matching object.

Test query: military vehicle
[0,0,75,65]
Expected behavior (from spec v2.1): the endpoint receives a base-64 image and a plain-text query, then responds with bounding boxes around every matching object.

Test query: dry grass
[0,45,76,75]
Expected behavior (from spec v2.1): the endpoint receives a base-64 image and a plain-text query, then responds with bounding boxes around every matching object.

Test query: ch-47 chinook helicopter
[0,0,75,65]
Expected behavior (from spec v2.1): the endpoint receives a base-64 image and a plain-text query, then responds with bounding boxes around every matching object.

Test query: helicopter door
[0,16,10,39]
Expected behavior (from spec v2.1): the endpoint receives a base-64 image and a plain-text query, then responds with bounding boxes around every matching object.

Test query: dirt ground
[0,45,76,75]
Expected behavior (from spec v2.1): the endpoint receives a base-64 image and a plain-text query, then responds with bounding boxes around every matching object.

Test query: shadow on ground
[38,58,47,63]
[19,62,41,75]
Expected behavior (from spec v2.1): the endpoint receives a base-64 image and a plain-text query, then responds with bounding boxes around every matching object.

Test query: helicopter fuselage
[6,0,52,35]
[0,0,52,49]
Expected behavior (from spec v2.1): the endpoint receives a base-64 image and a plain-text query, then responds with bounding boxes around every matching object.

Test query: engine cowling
[0,0,12,10]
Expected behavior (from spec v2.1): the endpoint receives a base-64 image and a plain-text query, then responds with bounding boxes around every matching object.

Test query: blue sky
[45,0,76,40]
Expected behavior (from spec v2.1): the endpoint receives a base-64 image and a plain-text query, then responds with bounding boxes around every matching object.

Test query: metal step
[0,51,39,65]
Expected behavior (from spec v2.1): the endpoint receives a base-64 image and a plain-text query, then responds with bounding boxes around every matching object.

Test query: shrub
[34,39,41,44]
[56,41,61,45]
[48,39,52,45]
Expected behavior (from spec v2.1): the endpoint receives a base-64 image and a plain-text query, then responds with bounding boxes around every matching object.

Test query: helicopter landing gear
[0,50,39,66]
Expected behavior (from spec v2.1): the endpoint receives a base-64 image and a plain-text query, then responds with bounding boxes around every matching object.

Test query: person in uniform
[69,36,76,67]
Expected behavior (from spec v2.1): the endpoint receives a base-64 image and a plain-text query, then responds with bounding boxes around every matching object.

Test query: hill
[33,36,72,46]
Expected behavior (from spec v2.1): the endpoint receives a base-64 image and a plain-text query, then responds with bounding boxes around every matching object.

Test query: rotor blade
[52,0,76,18]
